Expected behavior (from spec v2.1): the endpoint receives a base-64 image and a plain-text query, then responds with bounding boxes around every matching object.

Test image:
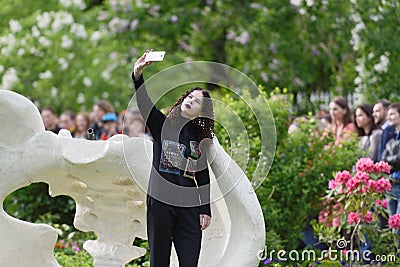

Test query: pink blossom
[329,179,337,189]
[332,216,341,228]
[361,185,370,193]
[376,178,392,192]
[346,178,359,192]
[353,171,370,183]
[381,199,388,209]
[71,241,81,252]
[374,161,391,174]
[347,212,360,224]
[388,214,400,229]
[356,158,375,173]
[368,178,391,193]
[335,170,352,185]
[363,211,373,223]
[368,180,377,191]
[375,198,388,209]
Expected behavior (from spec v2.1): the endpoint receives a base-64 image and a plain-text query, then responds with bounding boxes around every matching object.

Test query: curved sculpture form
[0,89,265,267]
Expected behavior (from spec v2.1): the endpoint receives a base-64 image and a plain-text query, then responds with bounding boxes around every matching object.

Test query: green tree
[350,0,400,103]
[2,0,399,112]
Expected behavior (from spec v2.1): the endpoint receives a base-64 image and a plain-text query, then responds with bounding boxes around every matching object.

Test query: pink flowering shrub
[355,157,375,172]
[375,198,388,209]
[373,160,392,174]
[314,158,398,254]
[328,158,392,195]
[346,211,373,225]
[388,214,400,230]
[347,212,360,224]
[328,158,391,196]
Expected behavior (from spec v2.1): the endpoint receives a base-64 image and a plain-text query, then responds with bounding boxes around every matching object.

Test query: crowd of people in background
[289,98,396,169]
[39,99,152,141]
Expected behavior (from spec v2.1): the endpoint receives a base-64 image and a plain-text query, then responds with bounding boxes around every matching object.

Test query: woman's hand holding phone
[133,50,166,80]
[133,49,152,80]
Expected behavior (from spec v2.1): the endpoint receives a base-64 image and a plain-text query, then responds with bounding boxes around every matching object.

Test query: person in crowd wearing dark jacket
[382,102,400,217]
[59,110,76,135]
[132,51,213,267]
[40,107,61,134]
[374,99,396,161]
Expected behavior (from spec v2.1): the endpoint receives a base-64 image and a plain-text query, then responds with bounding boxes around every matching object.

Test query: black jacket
[378,125,396,161]
[382,132,400,173]
[133,73,211,216]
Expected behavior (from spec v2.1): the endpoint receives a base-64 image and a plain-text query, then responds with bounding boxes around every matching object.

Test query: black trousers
[147,196,202,267]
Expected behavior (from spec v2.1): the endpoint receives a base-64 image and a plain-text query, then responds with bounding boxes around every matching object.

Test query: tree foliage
[350,0,400,102]
[1,0,399,113]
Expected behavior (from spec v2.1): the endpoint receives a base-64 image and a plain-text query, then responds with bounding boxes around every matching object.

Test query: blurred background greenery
[1,0,399,113]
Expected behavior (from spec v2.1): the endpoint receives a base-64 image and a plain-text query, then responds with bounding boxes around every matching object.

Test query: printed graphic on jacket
[159,140,186,174]
[184,141,200,179]
[189,141,201,159]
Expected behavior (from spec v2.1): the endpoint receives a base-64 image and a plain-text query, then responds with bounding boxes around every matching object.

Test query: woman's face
[76,114,88,132]
[180,90,204,119]
[92,104,106,122]
[355,108,370,129]
[329,101,346,122]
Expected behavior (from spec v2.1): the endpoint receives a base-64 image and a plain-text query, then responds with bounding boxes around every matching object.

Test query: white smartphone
[145,51,166,62]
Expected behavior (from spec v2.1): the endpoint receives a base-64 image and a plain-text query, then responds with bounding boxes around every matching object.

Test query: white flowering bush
[1,0,399,112]
[0,0,149,111]
[350,0,400,102]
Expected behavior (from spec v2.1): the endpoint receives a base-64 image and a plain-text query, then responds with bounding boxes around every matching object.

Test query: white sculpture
[0,89,265,267]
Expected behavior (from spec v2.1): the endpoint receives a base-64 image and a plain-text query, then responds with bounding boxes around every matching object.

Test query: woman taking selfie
[132,51,213,267]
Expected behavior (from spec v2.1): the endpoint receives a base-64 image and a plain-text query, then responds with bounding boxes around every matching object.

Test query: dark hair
[40,107,57,115]
[331,96,353,126]
[95,100,115,113]
[61,110,76,120]
[322,114,332,124]
[388,102,400,114]
[354,104,377,136]
[167,87,214,141]
[374,99,391,110]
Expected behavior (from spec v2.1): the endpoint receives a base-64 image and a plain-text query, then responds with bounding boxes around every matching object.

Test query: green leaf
[358,231,366,243]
